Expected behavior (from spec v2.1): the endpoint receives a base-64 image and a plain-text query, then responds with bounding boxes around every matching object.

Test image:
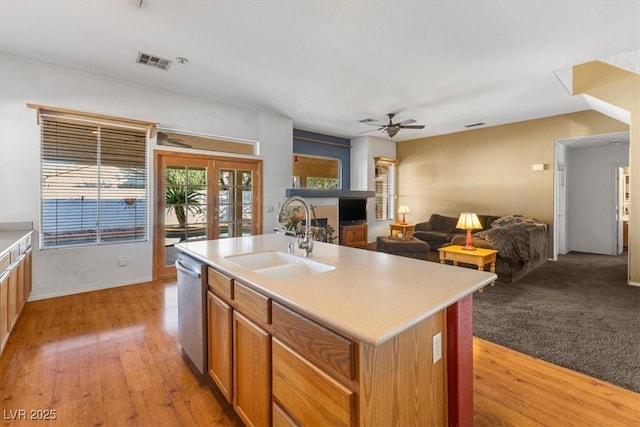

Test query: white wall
[350,135,396,242]
[567,143,629,255]
[0,54,292,299]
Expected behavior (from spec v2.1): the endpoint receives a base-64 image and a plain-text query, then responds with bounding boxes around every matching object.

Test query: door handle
[175,260,201,279]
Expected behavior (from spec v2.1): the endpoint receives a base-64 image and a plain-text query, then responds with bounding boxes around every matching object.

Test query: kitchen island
[177,234,496,426]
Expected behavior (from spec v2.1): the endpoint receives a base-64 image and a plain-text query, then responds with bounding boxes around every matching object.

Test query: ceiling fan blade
[359,128,383,134]
[362,122,385,127]
[396,119,416,126]
[399,125,426,129]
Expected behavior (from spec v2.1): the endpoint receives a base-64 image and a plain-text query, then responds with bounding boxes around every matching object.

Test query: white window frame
[374,157,397,221]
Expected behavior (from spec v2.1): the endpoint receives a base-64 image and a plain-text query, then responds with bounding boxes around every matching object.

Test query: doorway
[154,151,262,278]
[553,131,629,258]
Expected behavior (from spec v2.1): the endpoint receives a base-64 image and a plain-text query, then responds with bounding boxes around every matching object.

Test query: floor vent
[136,52,172,71]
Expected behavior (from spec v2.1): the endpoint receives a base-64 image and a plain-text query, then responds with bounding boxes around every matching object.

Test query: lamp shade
[397,205,410,214]
[456,212,482,230]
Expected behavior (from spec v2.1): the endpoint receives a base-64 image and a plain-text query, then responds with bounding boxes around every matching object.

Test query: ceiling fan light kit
[359,113,425,138]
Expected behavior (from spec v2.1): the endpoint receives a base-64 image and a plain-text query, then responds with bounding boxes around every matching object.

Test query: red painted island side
[446,295,474,427]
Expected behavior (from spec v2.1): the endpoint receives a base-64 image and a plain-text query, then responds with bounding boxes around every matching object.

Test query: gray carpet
[473,251,640,393]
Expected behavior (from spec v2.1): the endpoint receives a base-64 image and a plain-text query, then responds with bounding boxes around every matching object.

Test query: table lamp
[456,212,482,251]
[397,205,410,224]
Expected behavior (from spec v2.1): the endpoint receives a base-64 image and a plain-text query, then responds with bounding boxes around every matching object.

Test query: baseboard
[28,277,154,301]
[628,280,640,288]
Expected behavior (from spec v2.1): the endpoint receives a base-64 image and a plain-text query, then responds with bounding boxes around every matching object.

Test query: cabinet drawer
[0,252,9,272]
[273,339,354,427]
[234,281,270,325]
[272,302,355,381]
[208,267,233,301]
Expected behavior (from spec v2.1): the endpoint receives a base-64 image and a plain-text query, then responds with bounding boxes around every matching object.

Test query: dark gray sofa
[414,213,548,283]
[413,213,500,250]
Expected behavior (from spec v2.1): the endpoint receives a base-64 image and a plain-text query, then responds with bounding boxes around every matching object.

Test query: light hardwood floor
[1,280,638,426]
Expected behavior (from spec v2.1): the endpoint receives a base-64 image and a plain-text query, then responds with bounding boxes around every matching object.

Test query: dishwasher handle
[175,260,201,279]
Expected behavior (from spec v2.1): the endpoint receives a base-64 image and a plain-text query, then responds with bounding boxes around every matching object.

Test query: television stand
[339,223,367,248]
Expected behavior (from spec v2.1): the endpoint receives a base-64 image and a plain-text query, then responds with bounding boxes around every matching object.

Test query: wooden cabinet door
[207,291,233,402]
[233,311,271,427]
[1,272,9,353]
[17,255,25,313]
[339,224,367,248]
[8,264,18,330]
[24,249,32,301]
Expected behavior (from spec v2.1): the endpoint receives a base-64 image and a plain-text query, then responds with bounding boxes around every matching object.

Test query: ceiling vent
[136,52,172,71]
[465,122,486,128]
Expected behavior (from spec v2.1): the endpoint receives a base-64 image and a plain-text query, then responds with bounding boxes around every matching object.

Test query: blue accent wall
[293,129,350,190]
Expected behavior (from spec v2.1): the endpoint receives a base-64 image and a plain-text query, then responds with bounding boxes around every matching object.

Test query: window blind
[41,116,148,248]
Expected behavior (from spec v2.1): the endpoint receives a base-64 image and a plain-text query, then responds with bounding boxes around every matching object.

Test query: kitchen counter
[177,233,495,345]
[1,222,33,357]
[0,223,33,260]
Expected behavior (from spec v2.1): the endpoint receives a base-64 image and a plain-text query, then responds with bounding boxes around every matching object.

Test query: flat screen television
[339,198,367,225]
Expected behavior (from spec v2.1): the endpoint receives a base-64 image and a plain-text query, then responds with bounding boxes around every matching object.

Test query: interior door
[154,152,262,279]
[555,162,568,256]
[617,167,625,255]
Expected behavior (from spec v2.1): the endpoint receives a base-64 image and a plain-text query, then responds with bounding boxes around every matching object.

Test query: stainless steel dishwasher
[175,252,207,376]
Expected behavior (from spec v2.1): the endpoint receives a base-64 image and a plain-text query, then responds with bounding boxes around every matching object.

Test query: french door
[154,152,262,278]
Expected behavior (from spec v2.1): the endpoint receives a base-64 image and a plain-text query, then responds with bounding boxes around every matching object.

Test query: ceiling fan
[359,113,426,138]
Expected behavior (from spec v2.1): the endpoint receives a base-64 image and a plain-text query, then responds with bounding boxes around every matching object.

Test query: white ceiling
[1,1,639,141]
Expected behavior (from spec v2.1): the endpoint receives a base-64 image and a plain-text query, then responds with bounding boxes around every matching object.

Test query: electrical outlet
[118,258,128,267]
[267,205,275,213]
[433,332,442,363]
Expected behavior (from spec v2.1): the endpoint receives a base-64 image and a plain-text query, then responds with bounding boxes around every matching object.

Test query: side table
[389,223,415,240]
[437,245,498,291]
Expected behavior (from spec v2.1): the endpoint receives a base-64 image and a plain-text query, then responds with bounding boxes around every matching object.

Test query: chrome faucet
[277,196,314,257]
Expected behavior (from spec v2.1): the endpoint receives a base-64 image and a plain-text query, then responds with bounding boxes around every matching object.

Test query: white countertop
[0,229,33,259]
[177,234,496,346]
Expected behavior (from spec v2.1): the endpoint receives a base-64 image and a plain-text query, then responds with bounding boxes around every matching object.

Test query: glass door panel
[164,165,208,267]
[218,168,255,238]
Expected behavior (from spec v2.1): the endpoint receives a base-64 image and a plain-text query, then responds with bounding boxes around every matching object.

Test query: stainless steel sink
[226,251,335,280]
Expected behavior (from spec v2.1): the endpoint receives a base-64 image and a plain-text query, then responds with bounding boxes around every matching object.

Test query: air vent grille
[136,52,172,70]
[465,122,485,128]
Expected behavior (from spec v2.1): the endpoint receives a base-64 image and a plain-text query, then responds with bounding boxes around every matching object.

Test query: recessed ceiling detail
[136,52,172,71]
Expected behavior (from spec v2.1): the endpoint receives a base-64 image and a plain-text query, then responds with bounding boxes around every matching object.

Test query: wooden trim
[153,149,259,164]
[27,102,157,135]
[158,131,256,156]
[294,135,351,148]
[374,157,398,165]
